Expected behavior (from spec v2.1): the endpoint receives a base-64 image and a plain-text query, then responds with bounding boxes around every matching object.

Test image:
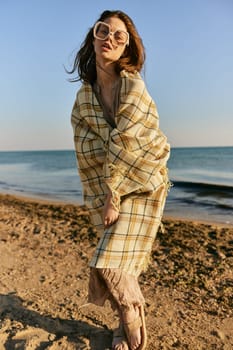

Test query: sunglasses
[93,21,129,46]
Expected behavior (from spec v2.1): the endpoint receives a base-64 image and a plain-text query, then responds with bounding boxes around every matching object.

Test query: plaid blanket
[71,70,170,276]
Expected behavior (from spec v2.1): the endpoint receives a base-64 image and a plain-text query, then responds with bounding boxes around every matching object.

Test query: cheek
[93,38,103,55]
[117,46,126,58]
[93,39,98,54]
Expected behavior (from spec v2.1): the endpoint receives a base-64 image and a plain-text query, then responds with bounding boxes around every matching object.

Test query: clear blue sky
[0,0,232,151]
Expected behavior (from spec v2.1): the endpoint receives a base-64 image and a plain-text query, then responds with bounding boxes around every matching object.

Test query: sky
[0,0,232,151]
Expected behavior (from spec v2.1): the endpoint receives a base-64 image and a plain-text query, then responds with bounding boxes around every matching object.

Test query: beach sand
[0,193,232,350]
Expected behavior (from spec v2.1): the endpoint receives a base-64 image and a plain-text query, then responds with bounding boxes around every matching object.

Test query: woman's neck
[96,61,119,89]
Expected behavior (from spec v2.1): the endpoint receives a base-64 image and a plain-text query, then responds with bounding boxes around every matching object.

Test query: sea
[0,147,232,225]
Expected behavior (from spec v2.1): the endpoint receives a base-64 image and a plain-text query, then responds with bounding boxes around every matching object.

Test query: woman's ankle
[121,305,139,323]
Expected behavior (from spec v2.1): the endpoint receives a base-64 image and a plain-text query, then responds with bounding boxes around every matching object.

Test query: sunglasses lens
[114,30,128,44]
[94,22,109,40]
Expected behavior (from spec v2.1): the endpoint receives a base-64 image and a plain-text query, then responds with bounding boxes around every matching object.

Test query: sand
[0,193,232,350]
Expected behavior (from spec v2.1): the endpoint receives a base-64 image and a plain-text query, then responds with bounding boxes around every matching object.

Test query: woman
[70,10,170,350]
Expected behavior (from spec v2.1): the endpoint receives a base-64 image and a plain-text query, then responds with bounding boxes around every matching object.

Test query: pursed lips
[102,42,113,51]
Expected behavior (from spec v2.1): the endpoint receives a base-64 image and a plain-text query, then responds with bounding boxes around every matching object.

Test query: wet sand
[0,193,232,349]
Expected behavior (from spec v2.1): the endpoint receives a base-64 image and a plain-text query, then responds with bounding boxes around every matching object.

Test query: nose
[107,32,117,46]
[107,32,114,40]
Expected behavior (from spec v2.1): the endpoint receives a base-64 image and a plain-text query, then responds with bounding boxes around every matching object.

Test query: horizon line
[0,145,233,153]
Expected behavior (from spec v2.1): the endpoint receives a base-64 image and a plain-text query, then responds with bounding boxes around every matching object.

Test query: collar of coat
[75,69,151,139]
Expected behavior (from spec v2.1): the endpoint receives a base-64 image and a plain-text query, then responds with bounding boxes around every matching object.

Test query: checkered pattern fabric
[71,70,170,276]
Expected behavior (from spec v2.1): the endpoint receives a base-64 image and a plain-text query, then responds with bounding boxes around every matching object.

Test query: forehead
[103,17,127,31]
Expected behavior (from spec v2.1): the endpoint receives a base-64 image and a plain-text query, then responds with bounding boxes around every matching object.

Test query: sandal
[123,305,147,350]
[112,325,129,350]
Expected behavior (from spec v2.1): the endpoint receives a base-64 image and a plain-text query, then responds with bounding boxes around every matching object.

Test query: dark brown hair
[68,10,145,84]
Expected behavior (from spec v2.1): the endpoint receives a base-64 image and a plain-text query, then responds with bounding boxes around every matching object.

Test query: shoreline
[0,191,232,228]
[0,191,233,348]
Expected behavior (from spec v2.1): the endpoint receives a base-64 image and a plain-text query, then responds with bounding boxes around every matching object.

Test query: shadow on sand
[0,292,112,350]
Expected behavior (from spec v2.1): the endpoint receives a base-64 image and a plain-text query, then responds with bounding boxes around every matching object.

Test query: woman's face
[93,16,128,66]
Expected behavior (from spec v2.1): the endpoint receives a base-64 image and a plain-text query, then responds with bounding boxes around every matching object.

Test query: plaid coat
[71,70,170,276]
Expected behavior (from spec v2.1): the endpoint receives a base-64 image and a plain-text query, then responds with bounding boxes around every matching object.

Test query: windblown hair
[68,10,145,84]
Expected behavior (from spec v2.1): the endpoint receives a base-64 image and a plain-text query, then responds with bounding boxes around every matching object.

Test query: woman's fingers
[103,191,119,228]
[104,208,119,228]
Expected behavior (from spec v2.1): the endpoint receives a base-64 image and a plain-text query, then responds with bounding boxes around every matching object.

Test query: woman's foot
[112,324,129,350]
[121,306,142,350]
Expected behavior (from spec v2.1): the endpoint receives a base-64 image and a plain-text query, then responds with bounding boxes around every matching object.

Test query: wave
[169,181,233,212]
[172,197,233,211]
[172,180,233,196]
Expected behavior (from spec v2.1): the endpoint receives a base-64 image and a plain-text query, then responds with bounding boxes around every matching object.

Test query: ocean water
[167,147,233,224]
[0,147,232,224]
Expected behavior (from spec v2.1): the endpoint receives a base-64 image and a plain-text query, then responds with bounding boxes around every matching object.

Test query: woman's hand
[103,192,119,228]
